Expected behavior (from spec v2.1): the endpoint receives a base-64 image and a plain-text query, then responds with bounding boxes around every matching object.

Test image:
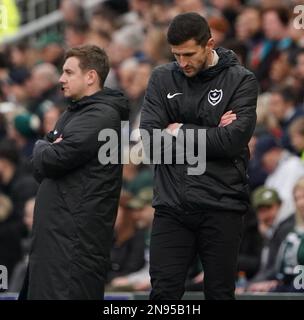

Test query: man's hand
[165,123,182,136]
[53,135,63,144]
[247,280,279,292]
[218,110,237,127]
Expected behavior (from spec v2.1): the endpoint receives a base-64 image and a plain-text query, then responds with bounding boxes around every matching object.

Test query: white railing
[15,0,60,24]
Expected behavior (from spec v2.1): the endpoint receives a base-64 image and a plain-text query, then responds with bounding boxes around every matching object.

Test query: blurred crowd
[1,0,304,295]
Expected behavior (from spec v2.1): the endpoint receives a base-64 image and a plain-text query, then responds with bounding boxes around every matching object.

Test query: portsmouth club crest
[208,89,223,106]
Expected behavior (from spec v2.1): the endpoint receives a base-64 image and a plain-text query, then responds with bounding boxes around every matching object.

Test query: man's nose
[59,75,65,83]
[179,56,188,68]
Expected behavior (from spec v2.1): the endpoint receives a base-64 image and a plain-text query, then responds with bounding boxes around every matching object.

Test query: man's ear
[87,70,98,86]
[206,38,215,51]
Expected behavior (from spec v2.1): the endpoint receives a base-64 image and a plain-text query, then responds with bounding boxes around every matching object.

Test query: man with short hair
[24,45,129,299]
[247,186,294,290]
[140,12,259,300]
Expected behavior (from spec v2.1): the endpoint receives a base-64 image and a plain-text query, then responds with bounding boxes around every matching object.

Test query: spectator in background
[9,43,33,69]
[268,86,304,151]
[108,24,145,69]
[106,200,146,285]
[247,179,304,293]
[221,39,248,65]
[118,58,138,95]
[60,0,85,24]
[35,32,65,68]
[247,186,294,289]
[90,4,119,35]
[107,187,154,292]
[128,0,153,24]
[235,6,262,45]
[235,6,263,69]
[9,197,35,293]
[123,60,153,130]
[271,177,304,292]
[7,67,31,107]
[255,134,304,224]
[257,6,295,91]
[143,27,172,65]
[41,104,63,136]
[269,51,295,88]
[247,126,269,191]
[0,193,14,285]
[122,161,153,197]
[0,139,38,277]
[85,29,112,51]
[7,43,40,71]
[27,63,61,117]
[210,0,242,37]
[8,112,41,159]
[294,48,304,104]
[144,1,175,28]
[208,16,229,48]
[64,21,90,48]
[174,0,219,18]
[295,49,304,81]
[289,116,304,160]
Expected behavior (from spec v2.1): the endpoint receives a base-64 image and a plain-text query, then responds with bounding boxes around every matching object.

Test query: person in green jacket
[246,176,304,292]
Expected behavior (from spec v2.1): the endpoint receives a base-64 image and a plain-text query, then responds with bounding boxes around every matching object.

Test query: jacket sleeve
[179,73,258,159]
[32,106,120,179]
[139,71,177,161]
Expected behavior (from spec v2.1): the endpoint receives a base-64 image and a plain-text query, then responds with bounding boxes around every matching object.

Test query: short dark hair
[167,12,211,46]
[64,45,110,87]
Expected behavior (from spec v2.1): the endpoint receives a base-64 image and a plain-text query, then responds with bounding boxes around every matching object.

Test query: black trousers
[149,209,244,300]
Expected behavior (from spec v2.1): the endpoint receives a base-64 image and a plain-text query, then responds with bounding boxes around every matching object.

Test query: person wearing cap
[8,112,41,159]
[271,177,304,292]
[247,178,304,293]
[256,134,304,224]
[246,186,294,290]
[35,32,64,67]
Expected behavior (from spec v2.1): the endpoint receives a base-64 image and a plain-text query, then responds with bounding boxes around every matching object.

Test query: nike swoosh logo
[167,92,183,99]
